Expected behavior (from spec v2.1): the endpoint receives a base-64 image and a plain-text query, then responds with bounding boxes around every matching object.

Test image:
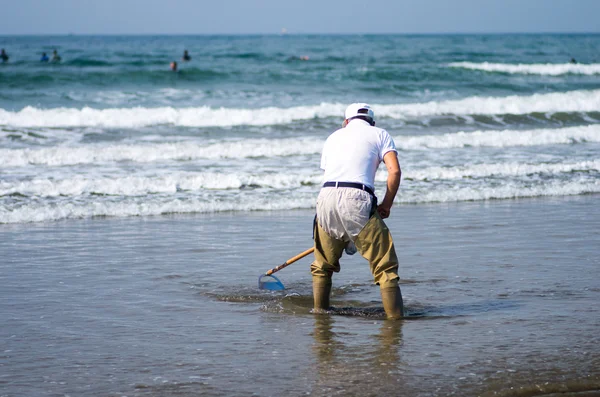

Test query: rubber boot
[312,277,332,313]
[380,285,404,319]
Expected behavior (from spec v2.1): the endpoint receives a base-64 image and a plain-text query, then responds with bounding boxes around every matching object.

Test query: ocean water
[1,34,599,224]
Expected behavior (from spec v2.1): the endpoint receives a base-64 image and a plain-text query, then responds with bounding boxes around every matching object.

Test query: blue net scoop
[258,274,285,290]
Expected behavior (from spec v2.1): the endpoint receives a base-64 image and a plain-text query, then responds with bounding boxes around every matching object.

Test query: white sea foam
[2,125,598,168]
[401,180,600,204]
[402,160,600,181]
[2,90,600,128]
[0,193,317,224]
[0,171,323,198]
[0,137,324,167]
[449,62,600,76]
[0,103,345,128]
[396,124,600,150]
[377,90,600,118]
[3,160,597,199]
[2,179,598,224]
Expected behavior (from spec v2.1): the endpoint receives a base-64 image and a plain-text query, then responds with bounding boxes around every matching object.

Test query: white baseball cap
[345,103,375,121]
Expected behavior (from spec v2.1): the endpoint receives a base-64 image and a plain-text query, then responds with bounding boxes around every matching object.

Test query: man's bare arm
[377,151,401,219]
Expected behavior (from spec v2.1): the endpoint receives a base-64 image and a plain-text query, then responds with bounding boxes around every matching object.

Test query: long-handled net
[258,247,315,290]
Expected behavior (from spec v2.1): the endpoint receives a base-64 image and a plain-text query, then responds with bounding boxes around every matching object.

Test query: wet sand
[1,195,599,396]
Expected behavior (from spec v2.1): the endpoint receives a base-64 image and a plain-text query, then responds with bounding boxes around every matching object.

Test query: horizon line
[1,31,599,37]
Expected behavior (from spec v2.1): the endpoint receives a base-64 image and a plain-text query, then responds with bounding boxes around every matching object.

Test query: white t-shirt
[320,119,397,190]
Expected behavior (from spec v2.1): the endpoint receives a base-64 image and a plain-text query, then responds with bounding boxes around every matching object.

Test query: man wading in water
[311,103,404,319]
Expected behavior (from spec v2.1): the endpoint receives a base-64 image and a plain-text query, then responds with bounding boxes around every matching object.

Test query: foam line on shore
[2,180,598,224]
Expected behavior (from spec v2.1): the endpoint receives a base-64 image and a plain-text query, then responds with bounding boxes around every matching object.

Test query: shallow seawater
[1,195,599,396]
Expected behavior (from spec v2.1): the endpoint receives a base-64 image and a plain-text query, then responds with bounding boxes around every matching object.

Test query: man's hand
[377,204,391,219]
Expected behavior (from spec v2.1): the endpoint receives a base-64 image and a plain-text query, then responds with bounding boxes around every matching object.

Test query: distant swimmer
[182,50,191,61]
[287,55,310,61]
[170,61,178,71]
[51,50,61,62]
[1,49,9,63]
[570,58,577,64]
[40,52,49,62]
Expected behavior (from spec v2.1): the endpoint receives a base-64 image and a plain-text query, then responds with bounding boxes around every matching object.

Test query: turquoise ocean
[1,34,599,223]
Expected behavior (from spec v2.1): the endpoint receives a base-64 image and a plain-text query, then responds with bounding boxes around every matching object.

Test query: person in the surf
[170,61,178,71]
[51,50,61,62]
[311,103,404,319]
[287,55,310,61]
[1,49,9,63]
[40,52,49,62]
[182,50,191,62]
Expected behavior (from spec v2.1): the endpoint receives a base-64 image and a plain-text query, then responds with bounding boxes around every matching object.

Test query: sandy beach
[1,194,599,396]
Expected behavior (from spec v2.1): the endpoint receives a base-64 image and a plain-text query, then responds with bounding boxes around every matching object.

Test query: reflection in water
[373,320,404,372]
[311,316,406,395]
[312,315,342,364]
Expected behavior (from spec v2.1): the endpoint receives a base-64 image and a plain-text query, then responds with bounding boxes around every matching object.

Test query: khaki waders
[311,212,404,318]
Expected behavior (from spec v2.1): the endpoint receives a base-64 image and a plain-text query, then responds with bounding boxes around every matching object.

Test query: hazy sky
[2,0,599,35]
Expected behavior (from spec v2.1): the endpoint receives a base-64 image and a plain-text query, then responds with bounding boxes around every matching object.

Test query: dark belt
[322,181,375,196]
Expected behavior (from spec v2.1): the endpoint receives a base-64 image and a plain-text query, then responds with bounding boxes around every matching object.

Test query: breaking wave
[2,125,599,168]
[448,62,600,76]
[2,90,600,128]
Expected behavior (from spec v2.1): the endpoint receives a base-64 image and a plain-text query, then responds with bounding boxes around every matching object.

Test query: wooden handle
[265,247,315,276]
[286,247,315,264]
